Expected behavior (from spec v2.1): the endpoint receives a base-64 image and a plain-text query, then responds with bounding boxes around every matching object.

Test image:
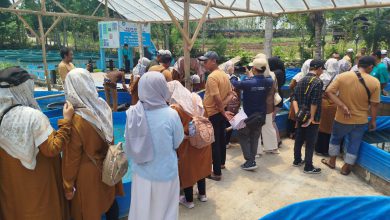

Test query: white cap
[346,48,354,53]
[251,58,267,70]
[157,50,165,55]
[191,74,200,84]
[381,50,387,55]
[164,50,172,56]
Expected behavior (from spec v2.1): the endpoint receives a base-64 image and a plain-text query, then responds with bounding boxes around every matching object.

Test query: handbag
[274,92,282,106]
[295,77,316,124]
[244,112,266,129]
[226,93,240,114]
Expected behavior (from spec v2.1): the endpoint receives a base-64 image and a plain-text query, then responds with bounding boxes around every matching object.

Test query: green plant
[0,62,14,70]
[210,34,228,60]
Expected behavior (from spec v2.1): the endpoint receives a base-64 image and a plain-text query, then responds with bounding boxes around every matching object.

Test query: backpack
[88,139,128,186]
[188,95,215,149]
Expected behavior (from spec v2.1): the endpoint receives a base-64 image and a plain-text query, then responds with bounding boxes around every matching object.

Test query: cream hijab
[64,68,113,142]
[0,79,53,170]
[167,80,204,117]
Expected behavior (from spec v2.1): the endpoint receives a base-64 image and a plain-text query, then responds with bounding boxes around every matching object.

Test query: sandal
[340,170,351,176]
[321,159,335,169]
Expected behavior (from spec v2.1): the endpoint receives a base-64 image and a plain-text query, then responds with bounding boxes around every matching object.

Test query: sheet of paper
[229,108,247,130]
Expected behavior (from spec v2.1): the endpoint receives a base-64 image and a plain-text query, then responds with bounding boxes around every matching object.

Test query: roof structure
[103,0,390,23]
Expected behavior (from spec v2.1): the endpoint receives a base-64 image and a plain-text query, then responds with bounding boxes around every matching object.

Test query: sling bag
[354,71,371,103]
[295,77,316,124]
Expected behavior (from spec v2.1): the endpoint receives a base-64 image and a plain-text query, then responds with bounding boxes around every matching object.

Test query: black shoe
[293,160,305,167]
[241,161,258,171]
[315,152,330,157]
[303,167,322,174]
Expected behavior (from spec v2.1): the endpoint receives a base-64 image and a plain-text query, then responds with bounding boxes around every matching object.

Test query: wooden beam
[302,0,310,10]
[105,0,109,17]
[91,2,102,16]
[246,0,250,10]
[44,16,62,38]
[274,0,285,12]
[330,0,336,8]
[174,0,276,17]
[52,0,70,13]
[38,15,51,91]
[364,0,367,6]
[41,0,46,13]
[0,7,140,23]
[158,0,191,45]
[9,0,23,9]
[137,23,144,58]
[230,0,237,9]
[14,13,38,38]
[278,2,390,14]
[258,0,265,13]
[189,1,211,50]
[183,0,191,90]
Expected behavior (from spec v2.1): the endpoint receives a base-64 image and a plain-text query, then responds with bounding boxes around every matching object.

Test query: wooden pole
[9,0,23,9]
[189,1,211,50]
[38,15,51,91]
[14,13,38,38]
[105,0,109,17]
[44,16,62,38]
[183,0,191,90]
[52,0,70,13]
[137,23,144,58]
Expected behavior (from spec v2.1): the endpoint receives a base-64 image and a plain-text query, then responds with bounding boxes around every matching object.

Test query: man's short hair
[124,43,128,47]
[160,54,172,64]
[358,56,376,68]
[60,47,72,59]
[373,50,382,59]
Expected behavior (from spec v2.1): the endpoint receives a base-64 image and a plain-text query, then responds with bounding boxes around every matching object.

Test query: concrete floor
[179,138,384,220]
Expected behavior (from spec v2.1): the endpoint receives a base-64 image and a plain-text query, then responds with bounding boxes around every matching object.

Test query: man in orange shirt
[58,47,75,82]
[322,56,380,175]
[199,51,233,181]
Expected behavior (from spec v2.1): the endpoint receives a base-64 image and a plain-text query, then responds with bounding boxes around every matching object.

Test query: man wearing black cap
[322,56,380,175]
[292,59,325,174]
[199,51,233,181]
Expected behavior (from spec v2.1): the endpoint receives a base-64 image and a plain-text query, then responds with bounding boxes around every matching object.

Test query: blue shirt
[230,75,273,116]
[132,106,184,181]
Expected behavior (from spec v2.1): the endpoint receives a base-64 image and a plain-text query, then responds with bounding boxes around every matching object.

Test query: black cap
[358,56,376,68]
[310,59,326,69]
[373,50,382,58]
[0,67,32,88]
[160,54,172,64]
[198,51,219,61]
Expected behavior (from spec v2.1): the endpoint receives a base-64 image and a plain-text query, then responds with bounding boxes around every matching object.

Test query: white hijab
[167,80,204,117]
[64,68,113,143]
[0,79,53,170]
[293,59,312,82]
[321,58,340,90]
[133,57,150,77]
[138,71,171,110]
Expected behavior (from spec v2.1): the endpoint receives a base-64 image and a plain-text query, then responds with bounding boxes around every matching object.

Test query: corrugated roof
[101,0,390,23]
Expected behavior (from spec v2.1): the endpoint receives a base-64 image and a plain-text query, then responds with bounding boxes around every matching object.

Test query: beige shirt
[326,71,380,124]
[204,69,232,117]
[58,61,75,82]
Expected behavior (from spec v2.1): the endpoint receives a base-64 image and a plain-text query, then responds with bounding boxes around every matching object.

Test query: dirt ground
[178,138,383,220]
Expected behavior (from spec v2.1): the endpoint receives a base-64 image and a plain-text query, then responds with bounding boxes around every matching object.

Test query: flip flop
[321,159,335,169]
[340,170,351,176]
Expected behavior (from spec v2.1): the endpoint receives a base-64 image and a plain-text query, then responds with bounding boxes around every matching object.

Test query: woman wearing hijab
[62,68,123,220]
[287,59,312,138]
[126,72,184,220]
[167,80,212,209]
[257,59,280,155]
[130,57,150,105]
[268,57,286,146]
[0,67,73,220]
[316,58,340,156]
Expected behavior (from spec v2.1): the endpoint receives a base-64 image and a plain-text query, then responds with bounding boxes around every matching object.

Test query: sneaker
[293,160,305,167]
[303,167,322,174]
[179,196,195,209]
[198,195,208,202]
[241,161,258,171]
[207,173,221,181]
[255,154,261,158]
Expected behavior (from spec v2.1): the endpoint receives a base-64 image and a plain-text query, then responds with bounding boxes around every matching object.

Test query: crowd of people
[0,44,387,220]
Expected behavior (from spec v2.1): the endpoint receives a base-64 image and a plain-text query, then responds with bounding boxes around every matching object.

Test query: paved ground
[178,138,383,220]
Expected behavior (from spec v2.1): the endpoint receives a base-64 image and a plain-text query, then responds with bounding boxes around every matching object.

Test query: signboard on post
[98,21,120,48]
[98,21,151,48]
[119,22,151,47]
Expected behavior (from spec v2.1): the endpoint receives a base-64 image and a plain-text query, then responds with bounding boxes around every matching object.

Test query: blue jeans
[329,121,367,165]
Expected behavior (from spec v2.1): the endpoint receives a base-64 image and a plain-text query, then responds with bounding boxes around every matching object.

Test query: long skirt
[258,113,278,154]
[315,97,337,154]
[129,174,179,220]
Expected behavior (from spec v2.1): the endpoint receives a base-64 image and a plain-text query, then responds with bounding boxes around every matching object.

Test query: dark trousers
[209,113,226,176]
[183,178,206,202]
[315,132,331,154]
[223,120,232,164]
[105,199,119,220]
[294,124,319,169]
[238,126,262,163]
